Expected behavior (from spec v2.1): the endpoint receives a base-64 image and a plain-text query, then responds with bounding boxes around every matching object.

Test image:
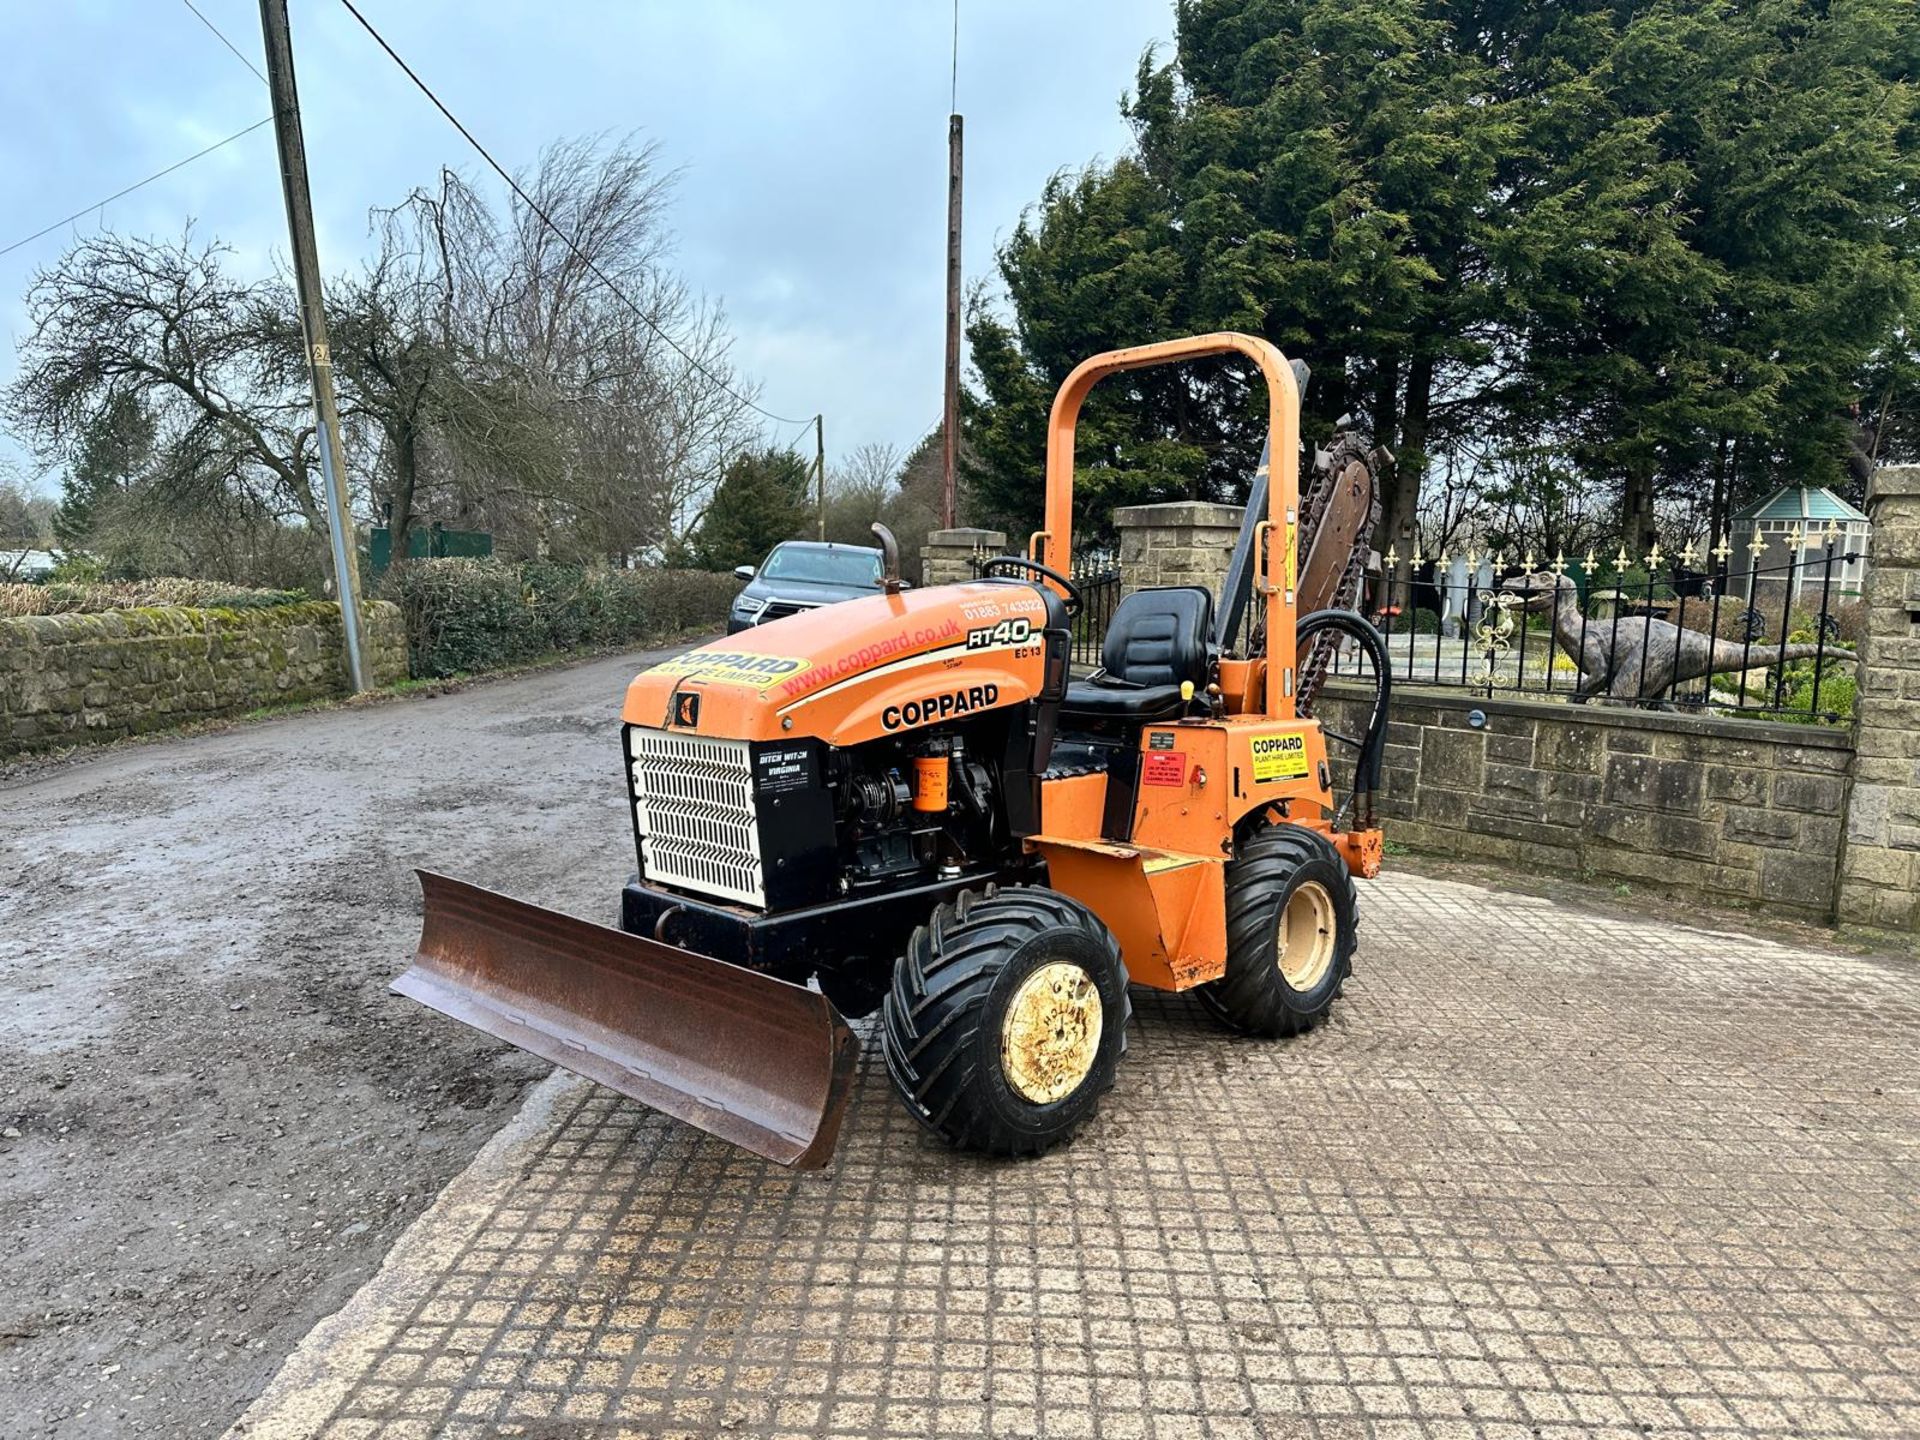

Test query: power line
[335,0,813,430]
[0,6,267,261]
[0,117,273,259]
[179,0,268,85]
[785,413,821,457]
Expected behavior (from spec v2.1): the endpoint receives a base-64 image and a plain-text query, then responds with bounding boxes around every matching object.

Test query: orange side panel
[1142,856,1227,988]
[1039,771,1107,841]
[1128,725,1232,856]
[1128,715,1337,853]
[1215,658,1266,715]
[1031,837,1227,991]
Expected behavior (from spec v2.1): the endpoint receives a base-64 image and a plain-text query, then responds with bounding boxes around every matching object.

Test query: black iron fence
[1327,528,1865,725]
[970,547,1121,668]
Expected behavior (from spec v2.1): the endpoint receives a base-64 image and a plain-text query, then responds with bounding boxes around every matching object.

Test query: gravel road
[0,646,686,1437]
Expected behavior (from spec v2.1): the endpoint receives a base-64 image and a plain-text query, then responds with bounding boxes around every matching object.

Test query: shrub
[45,554,104,584]
[1380,605,1440,635]
[385,559,532,677]
[1778,670,1857,726]
[1674,593,1767,642]
[386,559,739,677]
[0,577,307,618]
[1783,599,1865,647]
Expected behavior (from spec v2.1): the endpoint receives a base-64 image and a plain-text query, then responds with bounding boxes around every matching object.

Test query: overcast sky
[0,0,1176,495]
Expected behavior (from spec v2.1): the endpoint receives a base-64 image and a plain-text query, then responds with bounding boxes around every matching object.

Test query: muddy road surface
[0,647,689,1437]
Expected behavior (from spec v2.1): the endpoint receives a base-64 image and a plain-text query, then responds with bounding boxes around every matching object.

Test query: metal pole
[814,414,826,541]
[259,0,370,692]
[941,113,963,531]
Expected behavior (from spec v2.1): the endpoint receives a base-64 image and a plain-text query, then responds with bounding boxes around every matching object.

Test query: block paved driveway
[233,869,1920,1440]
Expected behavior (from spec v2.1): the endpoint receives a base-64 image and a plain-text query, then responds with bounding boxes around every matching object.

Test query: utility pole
[814,414,827,541]
[259,0,370,691]
[941,114,963,531]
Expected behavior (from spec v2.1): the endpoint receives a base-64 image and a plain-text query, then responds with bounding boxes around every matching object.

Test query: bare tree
[343,138,762,565]
[5,231,331,567]
[5,135,764,581]
[463,137,760,560]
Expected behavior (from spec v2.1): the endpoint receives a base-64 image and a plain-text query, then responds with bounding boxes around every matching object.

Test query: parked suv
[727,540,891,633]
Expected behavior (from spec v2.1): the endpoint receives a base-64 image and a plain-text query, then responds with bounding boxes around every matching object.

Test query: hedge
[385,559,740,677]
[0,578,307,618]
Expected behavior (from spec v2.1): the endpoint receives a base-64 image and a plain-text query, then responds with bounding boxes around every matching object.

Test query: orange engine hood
[623,581,1053,745]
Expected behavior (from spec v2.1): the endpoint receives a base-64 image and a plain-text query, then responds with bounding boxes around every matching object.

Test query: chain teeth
[1286,430,1382,717]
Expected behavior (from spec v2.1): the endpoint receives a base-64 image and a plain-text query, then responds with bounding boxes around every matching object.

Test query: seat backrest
[1101,586,1214,687]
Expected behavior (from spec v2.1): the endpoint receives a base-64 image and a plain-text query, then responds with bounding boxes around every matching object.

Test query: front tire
[1196,823,1357,1037]
[882,886,1129,1157]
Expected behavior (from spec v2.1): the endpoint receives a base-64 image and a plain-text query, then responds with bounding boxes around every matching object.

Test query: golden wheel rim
[1000,961,1103,1105]
[1277,882,1337,991]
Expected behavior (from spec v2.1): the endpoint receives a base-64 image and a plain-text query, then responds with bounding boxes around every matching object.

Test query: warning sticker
[1250,733,1310,783]
[1141,752,1187,787]
[647,650,804,690]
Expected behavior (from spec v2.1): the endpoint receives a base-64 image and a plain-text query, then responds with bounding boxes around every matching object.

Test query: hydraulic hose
[1296,608,1392,825]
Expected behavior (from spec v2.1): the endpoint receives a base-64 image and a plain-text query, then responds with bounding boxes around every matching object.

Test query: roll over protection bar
[1038,334,1304,721]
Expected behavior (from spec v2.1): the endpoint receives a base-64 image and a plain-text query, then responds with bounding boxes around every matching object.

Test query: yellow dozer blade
[393,872,859,1168]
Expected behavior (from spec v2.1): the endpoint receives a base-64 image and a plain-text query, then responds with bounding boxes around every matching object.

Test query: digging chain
[1294,430,1383,714]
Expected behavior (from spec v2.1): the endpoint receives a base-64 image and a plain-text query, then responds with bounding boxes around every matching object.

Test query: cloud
[0,0,1174,493]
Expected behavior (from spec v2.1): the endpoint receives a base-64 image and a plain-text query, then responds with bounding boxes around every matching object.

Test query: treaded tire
[882,885,1130,1157]
[1195,823,1357,1037]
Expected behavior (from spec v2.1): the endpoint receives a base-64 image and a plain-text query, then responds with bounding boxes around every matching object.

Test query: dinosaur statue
[1500,570,1855,703]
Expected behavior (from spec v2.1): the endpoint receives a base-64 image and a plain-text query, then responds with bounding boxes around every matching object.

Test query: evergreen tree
[54,391,155,551]
[965,160,1203,542]
[687,447,812,571]
[969,0,1515,555]
[1484,0,1920,551]
[968,0,1920,555]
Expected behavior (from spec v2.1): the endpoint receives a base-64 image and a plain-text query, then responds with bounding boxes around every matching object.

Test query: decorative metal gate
[969,546,1121,668]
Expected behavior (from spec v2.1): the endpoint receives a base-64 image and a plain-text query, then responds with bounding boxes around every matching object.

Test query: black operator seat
[1060,586,1215,725]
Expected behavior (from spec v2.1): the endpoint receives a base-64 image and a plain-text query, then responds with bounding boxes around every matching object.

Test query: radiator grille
[626,728,763,906]
[757,599,820,624]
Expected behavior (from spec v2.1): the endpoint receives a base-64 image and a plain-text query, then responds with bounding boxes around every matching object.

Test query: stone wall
[1113,502,1244,598]
[0,600,406,756]
[1316,682,1853,921]
[1837,464,1920,943]
[1093,468,1920,944]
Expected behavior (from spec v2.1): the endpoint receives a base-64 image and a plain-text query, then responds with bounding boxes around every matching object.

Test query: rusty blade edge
[415,873,833,1041]
[395,872,859,1170]
[392,964,856,1170]
[410,869,853,1108]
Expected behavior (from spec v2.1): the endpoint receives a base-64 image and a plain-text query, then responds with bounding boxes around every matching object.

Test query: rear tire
[882,885,1129,1157]
[1195,823,1356,1037]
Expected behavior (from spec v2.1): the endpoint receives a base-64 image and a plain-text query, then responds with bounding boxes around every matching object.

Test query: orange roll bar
[1038,332,1301,720]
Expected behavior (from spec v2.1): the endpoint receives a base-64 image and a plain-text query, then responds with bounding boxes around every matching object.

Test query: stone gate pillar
[1114,502,1245,599]
[920,527,1006,588]
[1838,464,1920,948]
